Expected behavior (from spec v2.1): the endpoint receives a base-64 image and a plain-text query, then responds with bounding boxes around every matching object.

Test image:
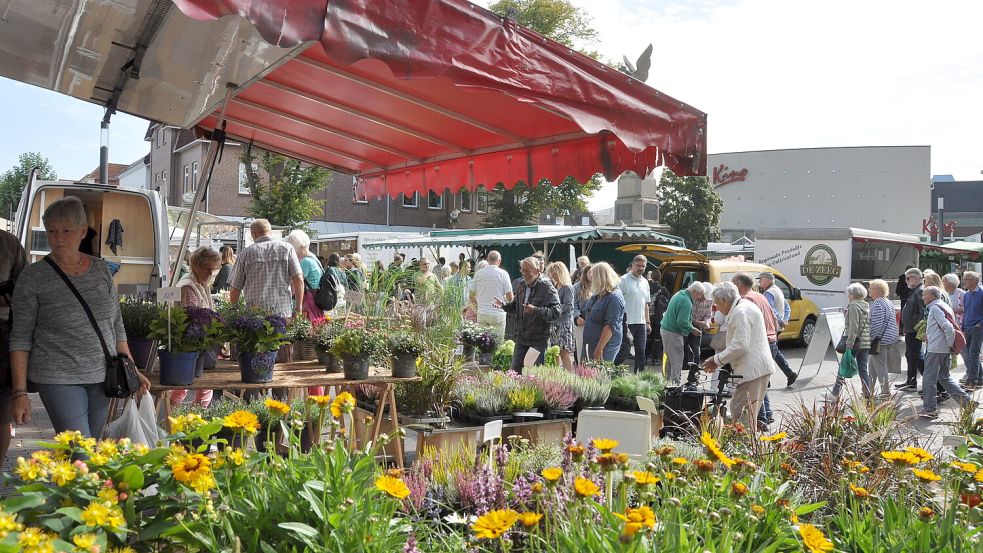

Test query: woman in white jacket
[701,282,776,429]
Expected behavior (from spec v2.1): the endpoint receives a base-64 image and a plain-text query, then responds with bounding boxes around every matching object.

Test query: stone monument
[614,171,661,226]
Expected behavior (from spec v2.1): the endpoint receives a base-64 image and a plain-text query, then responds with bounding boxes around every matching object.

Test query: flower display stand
[414,419,572,460]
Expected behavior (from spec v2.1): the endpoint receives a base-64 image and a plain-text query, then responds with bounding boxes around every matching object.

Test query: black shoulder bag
[44,257,139,398]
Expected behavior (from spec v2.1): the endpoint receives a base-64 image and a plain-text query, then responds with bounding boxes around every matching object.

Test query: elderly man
[571,255,590,284]
[660,281,705,383]
[896,268,926,391]
[229,219,304,318]
[918,286,975,418]
[494,257,561,371]
[702,282,776,429]
[730,273,783,427]
[961,272,983,390]
[758,272,797,387]
[469,250,514,341]
[617,255,652,373]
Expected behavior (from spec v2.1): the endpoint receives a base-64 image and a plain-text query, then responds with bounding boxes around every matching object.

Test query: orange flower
[573,477,600,498]
[731,481,749,497]
[517,512,543,528]
[849,483,871,499]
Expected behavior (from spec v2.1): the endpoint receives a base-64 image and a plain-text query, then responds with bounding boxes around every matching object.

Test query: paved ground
[3,342,979,485]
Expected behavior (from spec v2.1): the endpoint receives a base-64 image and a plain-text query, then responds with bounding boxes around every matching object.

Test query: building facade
[707,146,932,241]
[929,179,983,240]
[145,124,488,229]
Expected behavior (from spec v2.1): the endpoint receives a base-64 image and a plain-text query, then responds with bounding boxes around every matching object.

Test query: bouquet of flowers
[459,321,497,353]
[149,305,223,353]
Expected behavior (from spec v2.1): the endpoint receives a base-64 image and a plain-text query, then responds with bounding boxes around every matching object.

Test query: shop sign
[712,164,748,186]
[800,244,842,286]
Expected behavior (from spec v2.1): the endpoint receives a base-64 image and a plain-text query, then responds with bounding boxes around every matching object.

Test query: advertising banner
[756,239,852,311]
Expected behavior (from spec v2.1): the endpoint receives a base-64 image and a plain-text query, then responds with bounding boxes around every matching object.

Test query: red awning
[174,0,706,198]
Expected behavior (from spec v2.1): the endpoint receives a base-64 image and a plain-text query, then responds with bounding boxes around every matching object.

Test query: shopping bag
[838,349,858,379]
[104,392,165,446]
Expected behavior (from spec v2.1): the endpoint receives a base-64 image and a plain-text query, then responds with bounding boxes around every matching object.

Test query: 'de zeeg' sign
[755,240,852,311]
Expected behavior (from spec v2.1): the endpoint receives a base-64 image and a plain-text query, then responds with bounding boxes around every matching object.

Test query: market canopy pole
[168,83,236,286]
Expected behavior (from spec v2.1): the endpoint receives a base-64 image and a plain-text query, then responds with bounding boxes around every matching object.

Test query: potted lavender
[224,304,289,383]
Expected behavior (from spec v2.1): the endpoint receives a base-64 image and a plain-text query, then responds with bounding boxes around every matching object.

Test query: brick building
[144,124,488,229]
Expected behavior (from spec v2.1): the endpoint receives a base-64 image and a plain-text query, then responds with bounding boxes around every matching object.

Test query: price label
[156,287,181,303]
[483,420,502,444]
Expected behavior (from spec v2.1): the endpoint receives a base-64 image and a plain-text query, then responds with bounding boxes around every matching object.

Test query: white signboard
[756,239,852,311]
[156,287,181,303]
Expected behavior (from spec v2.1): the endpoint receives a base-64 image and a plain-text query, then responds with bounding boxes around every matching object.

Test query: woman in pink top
[169,247,221,408]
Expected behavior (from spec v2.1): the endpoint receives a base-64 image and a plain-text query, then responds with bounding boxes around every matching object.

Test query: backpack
[311,260,344,311]
[933,305,966,355]
[650,287,669,323]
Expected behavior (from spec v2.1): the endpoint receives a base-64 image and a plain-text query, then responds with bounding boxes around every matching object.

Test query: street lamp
[937,196,944,244]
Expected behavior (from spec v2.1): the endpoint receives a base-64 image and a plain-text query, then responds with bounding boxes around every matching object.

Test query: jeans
[624,324,648,372]
[963,323,983,385]
[660,329,686,383]
[904,332,924,384]
[33,382,110,438]
[770,342,795,379]
[831,348,872,399]
[923,352,971,412]
[511,342,547,372]
[684,333,702,366]
[757,393,773,423]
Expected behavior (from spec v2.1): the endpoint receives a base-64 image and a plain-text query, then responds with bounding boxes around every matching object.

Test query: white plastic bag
[104,392,165,446]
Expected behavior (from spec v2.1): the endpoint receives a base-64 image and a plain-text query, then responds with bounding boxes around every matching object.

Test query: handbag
[869,337,881,355]
[838,348,858,378]
[44,257,140,399]
[836,307,868,355]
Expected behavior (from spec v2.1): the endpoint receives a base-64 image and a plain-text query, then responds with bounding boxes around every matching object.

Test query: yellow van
[618,244,821,345]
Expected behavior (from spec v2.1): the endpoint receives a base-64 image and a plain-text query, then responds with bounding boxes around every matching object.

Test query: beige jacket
[712,298,777,383]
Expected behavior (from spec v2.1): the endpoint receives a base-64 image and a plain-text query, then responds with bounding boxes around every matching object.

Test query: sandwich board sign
[798,310,845,376]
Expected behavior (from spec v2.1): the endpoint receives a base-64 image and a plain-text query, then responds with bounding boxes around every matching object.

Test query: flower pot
[158,350,198,386]
[276,343,294,363]
[478,351,493,366]
[318,351,343,373]
[391,353,418,378]
[216,428,248,451]
[462,345,476,361]
[239,350,277,383]
[255,422,316,454]
[342,354,370,380]
[293,340,318,361]
[129,337,155,369]
[194,351,205,377]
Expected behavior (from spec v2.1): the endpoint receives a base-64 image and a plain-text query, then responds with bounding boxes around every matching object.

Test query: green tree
[485,1,603,226]
[484,174,604,227]
[0,152,57,219]
[657,169,723,250]
[241,149,330,231]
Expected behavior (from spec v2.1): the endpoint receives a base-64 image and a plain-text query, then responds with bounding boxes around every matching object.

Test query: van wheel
[798,316,816,347]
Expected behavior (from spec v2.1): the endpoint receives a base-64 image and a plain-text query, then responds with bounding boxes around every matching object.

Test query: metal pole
[937,196,944,245]
[99,121,109,184]
[168,84,236,286]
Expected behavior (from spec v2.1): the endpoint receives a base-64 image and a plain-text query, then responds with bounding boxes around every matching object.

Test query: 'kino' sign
[712,164,748,186]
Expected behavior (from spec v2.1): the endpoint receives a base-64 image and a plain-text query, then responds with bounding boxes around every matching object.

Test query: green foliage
[607,371,667,410]
[148,305,223,353]
[329,327,385,359]
[544,345,561,367]
[387,331,425,357]
[657,169,723,250]
[241,149,330,231]
[220,302,289,353]
[395,344,466,417]
[310,320,341,351]
[492,340,515,370]
[488,0,600,58]
[0,152,56,217]
[284,316,314,343]
[483,174,604,228]
[119,296,161,339]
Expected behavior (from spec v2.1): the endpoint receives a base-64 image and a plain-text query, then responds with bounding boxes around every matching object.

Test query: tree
[484,174,604,227]
[0,152,57,219]
[485,1,603,226]
[241,149,330,231]
[657,169,723,250]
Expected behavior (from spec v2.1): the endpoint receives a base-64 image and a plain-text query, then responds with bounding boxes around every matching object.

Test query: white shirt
[469,264,512,316]
[713,299,777,382]
[619,272,650,325]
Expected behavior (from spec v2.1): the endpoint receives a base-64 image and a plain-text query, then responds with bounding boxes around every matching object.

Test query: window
[774,277,793,299]
[475,185,488,213]
[352,181,368,204]
[459,188,472,212]
[239,162,258,194]
[161,170,166,189]
[402,192,419,208]
[427,190,443,210]
[183,165,190,194]
[192,161,199,191]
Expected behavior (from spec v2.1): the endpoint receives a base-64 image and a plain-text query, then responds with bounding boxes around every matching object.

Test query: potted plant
[525,366,578,419]
[202,398,252,450]
[312,320,343,373]
[459,322,497,363]
[119,296,160,369]
[185,306,225,377]
[387,331,424,378]
[393,344,462,426]
[330,327,383,380]
[491,340,514,371]
[148,305,203,386]
[506,382,543,423]
[225,304,289,383]
[287,317,317,361]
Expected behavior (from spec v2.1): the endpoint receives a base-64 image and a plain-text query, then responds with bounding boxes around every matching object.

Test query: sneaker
[824,392,839,403]
[786,373,798,387]
[766,416,775,424]
[756,421,770,432]
[895,382,917,391]
[916,409,939,419]
[959,377,969,384]
[938,393,950,404]
[962,383,978,392]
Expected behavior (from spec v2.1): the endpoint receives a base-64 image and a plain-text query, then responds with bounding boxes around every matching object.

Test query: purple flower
[185,322,205,339]
[232,316,264,332]
[265,315,287,335]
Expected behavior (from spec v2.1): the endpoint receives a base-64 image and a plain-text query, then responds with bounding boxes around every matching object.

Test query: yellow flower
[912,468,941,483]
[171,453,212,487]
[15,458,44,481]
[799,524,834,553]
[614,506,656,537]
[701,431,735,468]
[760,432,786,442]
[54,430,82,445]
[81,501,125,530]
[132,444,150,457]
[17,526,48,548]
[751,504,765,516]
[880,450,920,466]
[918,506,935,521]
[517,512,543,528]
[0,508,24,538]
[308,395,331,407]
[905,447,934,463]
[190,473,216,494]
[49,461,77,487]
[671,457,689,465]
[592,437,619,452]
[264,398,291,416]
[731,481,749,497]
[949,461,979,473]
[331,392,356,418]
[95,440,119,457]
[541,467,563,482]
[227,448,246,466]
[849,483,871,499]
[87,453,110,467]
[223,410,261,434]
[632,471,660,486]
[375,475,410,499]
[573,476,600,498]
[97,487,120,504]
[72,533,98,551]
[471,509,520,539]
[168,413,206,434]
[975,469,983,483]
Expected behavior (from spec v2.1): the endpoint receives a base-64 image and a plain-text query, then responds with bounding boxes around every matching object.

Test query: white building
[708,146,931,241]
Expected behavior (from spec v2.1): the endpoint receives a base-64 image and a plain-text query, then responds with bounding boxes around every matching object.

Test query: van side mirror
[790,288,802,301]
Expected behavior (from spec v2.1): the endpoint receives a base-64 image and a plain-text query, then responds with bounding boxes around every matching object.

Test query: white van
[15,179,169,293]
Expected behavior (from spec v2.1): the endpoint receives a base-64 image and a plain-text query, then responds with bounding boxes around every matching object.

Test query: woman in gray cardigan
[828,283,872,401]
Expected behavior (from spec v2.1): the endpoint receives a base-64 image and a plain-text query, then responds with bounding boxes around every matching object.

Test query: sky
[1,0,981,212]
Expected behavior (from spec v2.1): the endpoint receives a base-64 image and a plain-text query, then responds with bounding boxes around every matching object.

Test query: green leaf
[136,448,171,466]
[115,464,145,491]
[55,506,83,523]
[278,522,319,538]
[794,501,828,515]
[259,541,279,553]
[2,492,46,513]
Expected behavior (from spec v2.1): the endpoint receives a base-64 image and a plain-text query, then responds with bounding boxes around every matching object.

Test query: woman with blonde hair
[582,262,625,361]
[572,263,593,362]
[546,261,575,370]
[867,279,899,397]
[170,246,222,408]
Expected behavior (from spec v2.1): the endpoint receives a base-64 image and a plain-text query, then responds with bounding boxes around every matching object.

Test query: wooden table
[119,359,419,468]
